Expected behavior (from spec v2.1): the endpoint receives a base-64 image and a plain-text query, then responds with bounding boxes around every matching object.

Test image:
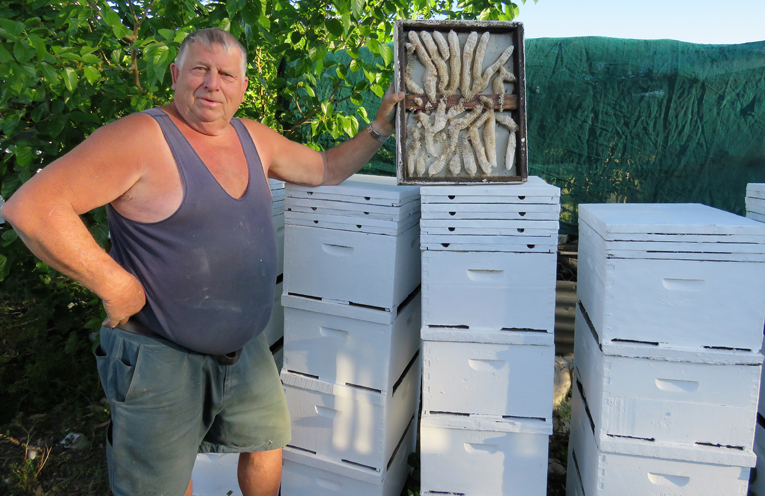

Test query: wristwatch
[367,123,391,143]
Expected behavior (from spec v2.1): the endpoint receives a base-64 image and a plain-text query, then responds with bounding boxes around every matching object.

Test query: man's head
[175,28,247,75]
[170,28,249,134]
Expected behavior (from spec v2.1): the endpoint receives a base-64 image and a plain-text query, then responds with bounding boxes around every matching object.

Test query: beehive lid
[579,203,765,241]
[286,175,420,207]
[420,176,560,204]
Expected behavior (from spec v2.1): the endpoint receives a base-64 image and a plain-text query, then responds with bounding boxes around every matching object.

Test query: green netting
[315,37,765,234]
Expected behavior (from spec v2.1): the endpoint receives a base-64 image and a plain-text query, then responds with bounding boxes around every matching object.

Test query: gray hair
[175,28,248,75]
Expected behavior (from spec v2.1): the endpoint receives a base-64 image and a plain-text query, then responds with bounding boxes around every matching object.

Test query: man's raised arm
[254,86,404,187]
[1,114,155,328]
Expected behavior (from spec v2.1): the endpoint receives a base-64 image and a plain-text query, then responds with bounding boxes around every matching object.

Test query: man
[2,28,403,496]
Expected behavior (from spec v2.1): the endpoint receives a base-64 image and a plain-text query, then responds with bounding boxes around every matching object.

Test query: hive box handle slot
[464,443,499,454]
[647,473,690,487]
[466,269,504,282]
[319,327,349,341]
[662,278,705,291]
[315,478,342,491]
[322,244,354,256]
[655,378,699,393]
[315,406,341,419]
[468,358,506,371]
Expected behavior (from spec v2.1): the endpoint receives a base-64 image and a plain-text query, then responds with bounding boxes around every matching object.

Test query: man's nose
[203,70,221,91]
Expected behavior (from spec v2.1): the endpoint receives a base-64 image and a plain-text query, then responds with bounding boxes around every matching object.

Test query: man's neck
[165,102,232,137]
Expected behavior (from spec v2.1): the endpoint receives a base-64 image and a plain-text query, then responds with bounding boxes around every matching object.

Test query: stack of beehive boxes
[418,176,560,496]
[746,183,765,496]
[569,203,765,496]
[266,178,286,369]
[279,175,422,496]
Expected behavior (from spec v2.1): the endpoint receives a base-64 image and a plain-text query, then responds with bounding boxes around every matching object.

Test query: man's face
[170,42,248,131]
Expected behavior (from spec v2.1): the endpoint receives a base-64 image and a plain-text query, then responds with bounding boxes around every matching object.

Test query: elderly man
[2,28,403,496]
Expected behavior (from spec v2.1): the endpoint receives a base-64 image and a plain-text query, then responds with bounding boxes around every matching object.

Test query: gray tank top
[107,108,277,354]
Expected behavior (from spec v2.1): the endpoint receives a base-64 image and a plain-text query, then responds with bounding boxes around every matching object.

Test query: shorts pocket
[112,338,142,404]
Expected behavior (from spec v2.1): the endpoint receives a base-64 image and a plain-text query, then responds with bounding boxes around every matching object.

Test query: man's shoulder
[90,110,163,146]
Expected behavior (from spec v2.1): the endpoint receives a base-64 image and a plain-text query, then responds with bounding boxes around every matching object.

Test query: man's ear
[242,77,249,100]
[170,63,180,89]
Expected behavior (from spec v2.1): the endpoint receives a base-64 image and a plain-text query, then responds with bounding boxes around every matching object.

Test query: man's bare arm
[252,86,404,187]
[1,114,157,327]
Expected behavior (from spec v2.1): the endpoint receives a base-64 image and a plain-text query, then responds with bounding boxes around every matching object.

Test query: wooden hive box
[394,19,527,185]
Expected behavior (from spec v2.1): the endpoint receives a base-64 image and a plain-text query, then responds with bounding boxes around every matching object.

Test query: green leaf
[226,0,240,18]
[0,253,7,282]
[100,6,121,27]
[39,62,57,81]
[84,65,101,84]
[15,147,34,168]
[353,80,369,92]
[0,19,24,38]
[342,11,351,35]
[0,44,12,63]
[351,0,366,19]
[379,43,393,66]
[367,37,379,54]
[62,67,78,92]
[349,59,360,72]
[303,85,316,98]
[357,106,369,123]
[28,35,48,61]
[30,102,49,122]
[321,101,333,117]
[81,53,101,64]
[370,83,384,98]
[1,229,18,247]
[158,29,176,41]
[13,41,35,64]
[325,19,343,38]
[350,93,363,105]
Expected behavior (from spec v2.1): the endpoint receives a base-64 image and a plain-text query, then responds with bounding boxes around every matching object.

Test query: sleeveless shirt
[107,108,277,355]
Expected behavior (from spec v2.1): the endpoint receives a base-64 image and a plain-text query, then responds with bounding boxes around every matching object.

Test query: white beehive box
[282,291,420,393]
[574,302,762,450]
[422,328,554,421]
[419,176,560,205]
[422,250,556,331]
[274,211,285,277]
[287,196,420,222]
[262,281,284,348]
[284,222,420,309]
[281,418,415,496]
[282,353,420,472]
[567,385,754,496]
[421,236,557,253]
[420,413,550,496]
[578,203,765,352]
[191,453,242,496]
[750,418,765,496]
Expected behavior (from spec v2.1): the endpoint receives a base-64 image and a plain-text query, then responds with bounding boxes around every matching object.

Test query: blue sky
[515,0,765,45]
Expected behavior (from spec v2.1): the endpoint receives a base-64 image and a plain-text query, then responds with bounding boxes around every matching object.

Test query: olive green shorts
[95,327,291,496]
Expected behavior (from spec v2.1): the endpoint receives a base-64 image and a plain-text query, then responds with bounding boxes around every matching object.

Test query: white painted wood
[421,233,558,248]
[285,210,419,236]
[748,211,765,223]
[262,281,284,348]
[760,337,765,416]
[580,203,765,238]
[420,413,550,496]
[421,240,558,253]
[567,386,753,496]
[272,342,283,373]
[574,303,761,450]
[747,197,765,212]
[272,189,286,202]
[750,421,765,496]
[287,201,420,222]
[281,418,415,496]
[282,292,420,393]
[422,338,554,420]
[281,353,420,472]
[577,225,765,351]
[286,175,420,207]
[421,202,560,220]
[269,178,285,190]
[421,327,554,345]
[420,176,561,205]
[748,183,765,196]
[420,219,558,236]
[284,223,420,309]
[191,454,242,496]
[274,212,284,276]
[272,199,285,216]
[422,250,556,331]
